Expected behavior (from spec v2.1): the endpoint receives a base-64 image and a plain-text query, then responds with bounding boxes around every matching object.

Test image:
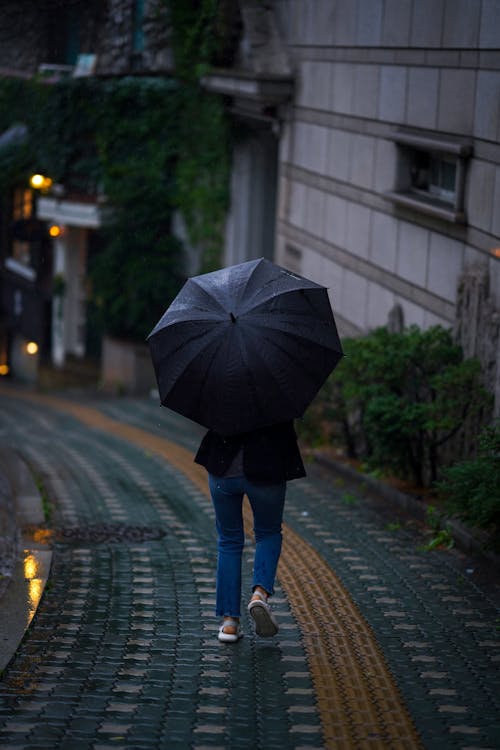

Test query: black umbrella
[148,257,343,436]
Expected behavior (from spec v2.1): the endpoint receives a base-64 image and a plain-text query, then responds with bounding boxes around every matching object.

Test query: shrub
[305,325,492,488]
[437,421,500,534]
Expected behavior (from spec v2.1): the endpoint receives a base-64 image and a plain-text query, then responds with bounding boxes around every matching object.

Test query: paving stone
[1,392,499,749]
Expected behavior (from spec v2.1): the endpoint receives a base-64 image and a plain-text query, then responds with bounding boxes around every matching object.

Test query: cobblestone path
[0,387,499,749]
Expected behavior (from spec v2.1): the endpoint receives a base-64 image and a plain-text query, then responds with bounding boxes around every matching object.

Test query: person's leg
[208,474,245,623]
[244,479,286,637]
[244,479,286,597]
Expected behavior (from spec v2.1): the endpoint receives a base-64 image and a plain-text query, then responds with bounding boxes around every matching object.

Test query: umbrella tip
[230,312,237,323]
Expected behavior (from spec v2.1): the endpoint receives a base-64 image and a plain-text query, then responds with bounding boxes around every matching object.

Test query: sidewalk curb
[313,450,500,568]
[0,449,53,674]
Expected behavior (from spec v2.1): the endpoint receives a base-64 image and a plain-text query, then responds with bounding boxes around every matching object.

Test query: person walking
[195,420,306,642]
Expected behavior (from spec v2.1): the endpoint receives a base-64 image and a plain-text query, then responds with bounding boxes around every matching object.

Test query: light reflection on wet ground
[23,550,50,628]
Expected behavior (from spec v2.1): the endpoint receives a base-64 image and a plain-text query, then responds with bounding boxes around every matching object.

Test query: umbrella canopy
[148,257,343,436]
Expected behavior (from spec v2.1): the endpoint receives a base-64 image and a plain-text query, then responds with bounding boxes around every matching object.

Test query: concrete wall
[101,336,157,396]
[272,0,500,342]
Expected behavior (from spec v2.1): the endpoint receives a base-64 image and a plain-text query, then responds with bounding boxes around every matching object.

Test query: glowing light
[28,578,43,612]
[26,341,38,355]
[23,552,44,625]
[0,364,9,376]
[30,174,53,190]
[32,528,54,545]
[49,224,61,237]
[492,248,500,259]
[24,554,38,579]
[30,174,44,188]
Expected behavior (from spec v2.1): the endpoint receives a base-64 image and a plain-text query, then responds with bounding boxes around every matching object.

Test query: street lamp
[49,223,62,237]
[30,174,53,190]
[26,341,38,355]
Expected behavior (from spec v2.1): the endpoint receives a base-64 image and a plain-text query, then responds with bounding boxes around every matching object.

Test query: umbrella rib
[243,335,310,417]
[242,314,342,355]
[257,327,338,391]
[243,285,329,316]
[189,337,228,421]
[151,325,222,393]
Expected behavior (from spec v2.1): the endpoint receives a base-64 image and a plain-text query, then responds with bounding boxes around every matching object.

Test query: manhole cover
[54,523,166,545]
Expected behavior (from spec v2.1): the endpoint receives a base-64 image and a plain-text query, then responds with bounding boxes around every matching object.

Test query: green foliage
[425,503,444,531]
[0,75,183,339]
[340,492,358,505]
[174,87,231,272]
[86,77,184,339]
[167,0,220,82]
[305,325,492,489]
[166,0,231,271]
[437,421,500,533]
[34,474,53,522]
[385,521,402,532]
[338,326,490,486]
[418,527,454,552]
[0,53,231,337]
[418,503,454,551]
[296,366,339,447]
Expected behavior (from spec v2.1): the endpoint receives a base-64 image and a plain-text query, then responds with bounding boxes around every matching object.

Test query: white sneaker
[248,592,279,637]
[218,617,243,642]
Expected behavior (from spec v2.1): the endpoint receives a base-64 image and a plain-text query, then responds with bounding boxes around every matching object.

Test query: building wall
[0,1,47,73]
[272,0,500,340]
[95,0,172,75]
[0,0,172,76]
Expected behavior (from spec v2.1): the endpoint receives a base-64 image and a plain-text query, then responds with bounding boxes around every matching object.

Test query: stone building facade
[208,0,500,414]
[1,0,499,408]
[0,0,171,77]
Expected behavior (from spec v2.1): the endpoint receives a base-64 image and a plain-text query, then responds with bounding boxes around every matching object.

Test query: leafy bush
[304,325,492,488]
[86,77,183,340]
[437,421,500,533]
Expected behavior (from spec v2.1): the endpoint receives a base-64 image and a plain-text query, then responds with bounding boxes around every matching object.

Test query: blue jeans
[208,474,286,617]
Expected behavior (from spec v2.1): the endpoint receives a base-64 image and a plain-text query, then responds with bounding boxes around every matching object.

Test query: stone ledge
[313,450,500,568]
[0,449,52,673]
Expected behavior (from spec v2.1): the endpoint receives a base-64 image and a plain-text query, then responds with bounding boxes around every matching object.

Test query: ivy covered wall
[0,75,230,341]
[0,0,235,343]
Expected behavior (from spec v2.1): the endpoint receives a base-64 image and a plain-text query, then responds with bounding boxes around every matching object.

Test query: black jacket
[194,421,306,484]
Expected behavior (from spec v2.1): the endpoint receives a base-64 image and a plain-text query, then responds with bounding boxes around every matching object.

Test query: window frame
[386,131,472,224]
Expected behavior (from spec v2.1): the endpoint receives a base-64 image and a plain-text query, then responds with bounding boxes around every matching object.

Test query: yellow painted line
[2,386,422,748]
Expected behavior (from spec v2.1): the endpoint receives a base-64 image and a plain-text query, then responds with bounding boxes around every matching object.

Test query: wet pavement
[0,384,499,749]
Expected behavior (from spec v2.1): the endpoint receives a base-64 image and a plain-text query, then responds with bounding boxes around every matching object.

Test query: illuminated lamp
[26,341,38,355]
[49,224,62,237]
[30,174,53,190]
[0,364,9,376]
[492,248,500,259]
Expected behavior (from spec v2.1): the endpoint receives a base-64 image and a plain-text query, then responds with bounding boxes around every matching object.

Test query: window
[46,5,80,65]
[132,0,145,54]
[411,152,456,203]
[130,0,145,70]
[386,131,472,223]
[12,188,33,221]
[6,188,37,280]
[11,188,33,268]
